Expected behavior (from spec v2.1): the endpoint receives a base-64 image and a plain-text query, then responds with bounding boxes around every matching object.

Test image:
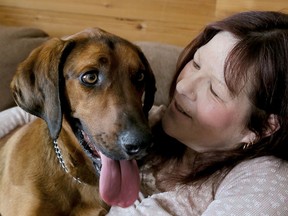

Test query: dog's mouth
[78,130,102,174]
[77,129,140,208]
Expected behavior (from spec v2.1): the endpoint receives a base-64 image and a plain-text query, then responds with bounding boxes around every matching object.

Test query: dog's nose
[123,143,141,155]
[118,128,153,156]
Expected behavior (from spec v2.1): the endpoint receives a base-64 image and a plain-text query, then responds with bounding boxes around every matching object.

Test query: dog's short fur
[0,28,156,216]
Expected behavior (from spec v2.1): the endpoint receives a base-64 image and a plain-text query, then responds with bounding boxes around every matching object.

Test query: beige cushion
[0,26,49,111]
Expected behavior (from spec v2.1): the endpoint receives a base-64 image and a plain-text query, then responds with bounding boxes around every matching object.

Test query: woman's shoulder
[211,156,288,214]
[228,155,287,178]
[237,155,287,171]
[218,156,288,193]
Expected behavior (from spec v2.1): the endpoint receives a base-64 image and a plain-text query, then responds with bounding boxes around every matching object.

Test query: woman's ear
[241,114,280,149]
[241,131,257,145]
[264,114,280,137]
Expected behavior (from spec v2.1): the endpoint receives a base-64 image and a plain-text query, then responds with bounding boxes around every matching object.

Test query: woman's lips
[174,99,192,119]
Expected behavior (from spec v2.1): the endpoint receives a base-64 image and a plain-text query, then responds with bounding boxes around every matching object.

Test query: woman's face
[162,31,255,152]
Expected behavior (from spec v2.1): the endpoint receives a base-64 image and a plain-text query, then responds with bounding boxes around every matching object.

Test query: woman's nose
[176,77,197,101]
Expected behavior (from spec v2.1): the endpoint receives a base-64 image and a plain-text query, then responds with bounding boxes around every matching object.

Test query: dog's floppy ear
[140,51,156,117]
[11,38,74,140]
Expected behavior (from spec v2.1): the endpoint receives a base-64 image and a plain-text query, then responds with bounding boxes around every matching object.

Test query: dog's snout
[118,128,153,156]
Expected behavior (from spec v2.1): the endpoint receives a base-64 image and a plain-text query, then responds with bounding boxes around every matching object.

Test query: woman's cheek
[198,104,235,129]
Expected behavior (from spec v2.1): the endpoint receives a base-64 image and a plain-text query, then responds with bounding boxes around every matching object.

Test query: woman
[1,11,288,215]
[109,10,288,215]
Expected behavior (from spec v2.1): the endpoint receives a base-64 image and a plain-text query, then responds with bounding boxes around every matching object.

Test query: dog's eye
[135,72,145,82]
[81,72,98,85]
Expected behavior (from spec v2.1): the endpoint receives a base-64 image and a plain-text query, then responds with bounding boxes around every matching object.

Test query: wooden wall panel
[0,0,287,46]
[216,0,288,17]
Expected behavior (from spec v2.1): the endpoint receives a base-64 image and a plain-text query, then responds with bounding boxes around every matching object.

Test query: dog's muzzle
[118,127,153,157]
[77,125,153,207]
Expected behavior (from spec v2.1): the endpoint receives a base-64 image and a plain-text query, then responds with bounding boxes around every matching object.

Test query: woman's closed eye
[209,81,232,103]
[209,83,222,100]
[192,60,201,70]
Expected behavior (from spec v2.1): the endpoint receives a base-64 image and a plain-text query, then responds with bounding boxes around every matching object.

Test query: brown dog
[0,28,156,216]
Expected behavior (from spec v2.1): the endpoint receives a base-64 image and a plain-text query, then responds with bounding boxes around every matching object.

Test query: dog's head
[11,27,156,161]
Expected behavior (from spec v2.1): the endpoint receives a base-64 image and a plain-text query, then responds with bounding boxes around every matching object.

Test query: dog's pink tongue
[99,152,140,208]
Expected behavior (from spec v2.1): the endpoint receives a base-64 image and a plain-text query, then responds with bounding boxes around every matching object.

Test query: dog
[0,28,156,216]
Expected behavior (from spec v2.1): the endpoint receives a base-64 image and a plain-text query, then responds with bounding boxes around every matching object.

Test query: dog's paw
[148,105,167,127]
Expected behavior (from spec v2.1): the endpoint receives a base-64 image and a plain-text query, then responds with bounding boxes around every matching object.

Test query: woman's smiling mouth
[174,99,193,119]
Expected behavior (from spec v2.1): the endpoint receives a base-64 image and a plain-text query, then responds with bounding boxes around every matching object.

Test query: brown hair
[145,11,288,190]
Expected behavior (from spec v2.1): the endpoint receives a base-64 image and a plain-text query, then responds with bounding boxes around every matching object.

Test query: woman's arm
[108,192,172,216]
[0,106,37,138]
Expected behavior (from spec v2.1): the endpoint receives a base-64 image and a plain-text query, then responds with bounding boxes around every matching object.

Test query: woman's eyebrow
[194,49,200,62]
[213,75,234,99]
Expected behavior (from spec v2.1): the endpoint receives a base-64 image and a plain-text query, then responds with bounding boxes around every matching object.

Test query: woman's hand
[148,105,167,127]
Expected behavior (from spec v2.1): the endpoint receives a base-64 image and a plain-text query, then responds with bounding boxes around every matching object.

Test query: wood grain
[0,0,287,46]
